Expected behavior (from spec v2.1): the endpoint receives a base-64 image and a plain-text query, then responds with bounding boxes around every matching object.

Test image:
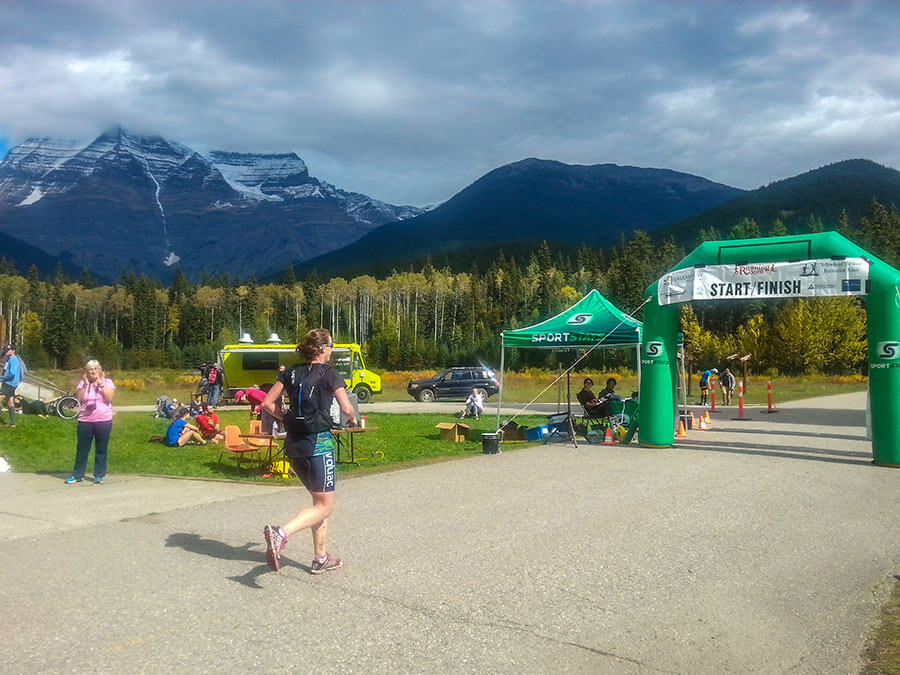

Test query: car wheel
[474,388,489,400]
[354,384,372,403]
[418,388,436,402]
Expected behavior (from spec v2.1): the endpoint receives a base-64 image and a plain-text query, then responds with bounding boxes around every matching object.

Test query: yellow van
[218,340,382,403]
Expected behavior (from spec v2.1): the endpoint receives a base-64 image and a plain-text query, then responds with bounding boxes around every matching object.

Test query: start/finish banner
[657,257,869,306]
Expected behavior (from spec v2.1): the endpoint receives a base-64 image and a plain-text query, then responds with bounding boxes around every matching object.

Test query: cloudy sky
[1,0,898,206]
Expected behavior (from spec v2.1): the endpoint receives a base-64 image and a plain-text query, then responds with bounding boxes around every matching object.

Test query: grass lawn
[29,367,869,408]
[864,579,900,674]
[0,410,547,481]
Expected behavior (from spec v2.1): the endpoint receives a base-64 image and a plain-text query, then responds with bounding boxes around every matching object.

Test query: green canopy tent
[497,289,644,428]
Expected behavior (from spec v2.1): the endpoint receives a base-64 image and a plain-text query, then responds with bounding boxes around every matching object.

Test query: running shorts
[284,431,336,493]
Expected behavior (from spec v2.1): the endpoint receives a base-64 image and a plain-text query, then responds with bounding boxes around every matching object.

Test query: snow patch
[18,186,43,206]
[163,252,181,266]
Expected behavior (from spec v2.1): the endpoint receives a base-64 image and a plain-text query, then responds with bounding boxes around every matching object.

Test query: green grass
[864,578,900,674]
[0,410,547,481]
[29,368,870,407]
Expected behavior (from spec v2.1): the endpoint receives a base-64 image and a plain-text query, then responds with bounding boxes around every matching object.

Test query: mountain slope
[299,158,745,272]
[0,128,422,280]
[0,229,88,279]
[659,159,900,244]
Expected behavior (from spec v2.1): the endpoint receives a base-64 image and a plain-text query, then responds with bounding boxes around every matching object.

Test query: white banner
[658,257,869,306]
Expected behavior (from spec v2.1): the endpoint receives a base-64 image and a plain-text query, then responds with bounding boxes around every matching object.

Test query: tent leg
[496,344,505,431]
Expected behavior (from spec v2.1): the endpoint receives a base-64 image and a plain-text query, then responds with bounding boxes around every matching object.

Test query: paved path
[1,392,898,672]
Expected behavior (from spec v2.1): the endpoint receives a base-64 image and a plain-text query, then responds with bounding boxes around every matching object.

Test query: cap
[235,390,245,402]
[711,368,719,374]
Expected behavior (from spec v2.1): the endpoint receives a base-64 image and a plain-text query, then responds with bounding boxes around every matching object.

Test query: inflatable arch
[639,231,900,467]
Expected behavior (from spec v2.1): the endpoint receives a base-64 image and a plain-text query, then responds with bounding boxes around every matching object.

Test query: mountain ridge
[296,157,745,272]
[0,128,423,280]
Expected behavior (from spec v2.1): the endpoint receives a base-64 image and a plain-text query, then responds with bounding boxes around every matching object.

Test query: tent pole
[680,345,688,423]
[496,340,506,431]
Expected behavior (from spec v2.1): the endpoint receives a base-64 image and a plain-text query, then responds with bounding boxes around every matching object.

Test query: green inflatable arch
[639,231,900,467]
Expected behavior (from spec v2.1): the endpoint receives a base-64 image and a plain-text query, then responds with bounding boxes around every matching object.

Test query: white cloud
[0,0,899,203]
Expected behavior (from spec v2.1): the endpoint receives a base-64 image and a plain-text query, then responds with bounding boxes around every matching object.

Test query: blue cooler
[525,424,549,441]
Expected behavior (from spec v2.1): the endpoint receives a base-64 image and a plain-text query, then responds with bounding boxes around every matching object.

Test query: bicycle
[49,394,81,420]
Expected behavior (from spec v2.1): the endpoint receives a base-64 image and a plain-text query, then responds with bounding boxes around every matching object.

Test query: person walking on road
[66,360,115,484]
[259,328,358,574]
[718,368,736,405]
[0,345,23,428]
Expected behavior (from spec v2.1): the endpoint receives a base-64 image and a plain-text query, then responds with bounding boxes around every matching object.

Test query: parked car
[407,367,500,402]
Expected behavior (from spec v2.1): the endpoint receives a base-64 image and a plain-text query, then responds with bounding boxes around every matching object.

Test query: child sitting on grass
[166,407,207,447]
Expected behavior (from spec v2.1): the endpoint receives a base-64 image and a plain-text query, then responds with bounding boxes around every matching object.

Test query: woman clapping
[66,360,115,484]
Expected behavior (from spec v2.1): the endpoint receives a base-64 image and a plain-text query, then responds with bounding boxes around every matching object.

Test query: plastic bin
[525,425,549,441]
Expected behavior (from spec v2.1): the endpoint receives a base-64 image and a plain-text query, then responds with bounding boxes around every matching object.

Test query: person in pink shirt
[235,387,266,416]
[66,359,115,484]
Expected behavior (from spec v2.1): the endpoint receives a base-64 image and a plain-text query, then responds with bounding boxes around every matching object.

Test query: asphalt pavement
[1,392,898,673]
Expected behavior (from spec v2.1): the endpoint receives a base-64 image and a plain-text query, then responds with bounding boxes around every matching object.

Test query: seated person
[166,407,207,447]
[188,393,203,417]
[577,377,621,418]
[235,387,266,416]
[195,403,224,443]
[460,388,484,419]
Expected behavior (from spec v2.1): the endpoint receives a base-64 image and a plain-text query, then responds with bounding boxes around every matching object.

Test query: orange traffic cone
[704,410,711,425]
[675,420,688,437]
[689,411,695,428]
[698,418,708,431]
[603,426,615,444]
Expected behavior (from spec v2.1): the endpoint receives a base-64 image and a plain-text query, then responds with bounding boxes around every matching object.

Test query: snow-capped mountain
[0,128,422,280]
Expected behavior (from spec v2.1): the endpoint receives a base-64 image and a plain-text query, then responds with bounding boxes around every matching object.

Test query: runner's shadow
[164,532,307,588]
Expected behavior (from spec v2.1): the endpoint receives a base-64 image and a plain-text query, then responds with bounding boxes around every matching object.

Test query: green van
[218,341,382,402]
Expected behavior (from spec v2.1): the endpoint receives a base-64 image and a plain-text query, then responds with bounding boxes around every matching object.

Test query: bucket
[482,432,501,454]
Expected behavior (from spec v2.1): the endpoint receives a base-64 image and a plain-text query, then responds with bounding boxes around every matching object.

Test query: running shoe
[93,476,104,484]
[64,476,82,484]
[310,554,343,575]
[263,524,287,571]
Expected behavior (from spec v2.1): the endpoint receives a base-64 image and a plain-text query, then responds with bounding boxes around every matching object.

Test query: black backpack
[283,363,335,434]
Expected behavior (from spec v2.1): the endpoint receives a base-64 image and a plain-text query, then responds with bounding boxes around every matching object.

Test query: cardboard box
[435,422,471,442]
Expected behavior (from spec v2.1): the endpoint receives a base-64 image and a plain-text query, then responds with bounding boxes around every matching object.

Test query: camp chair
[578,401,608,439]
[219,425,264,473]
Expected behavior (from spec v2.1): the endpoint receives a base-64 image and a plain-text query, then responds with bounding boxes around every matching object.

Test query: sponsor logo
[800,262,819,277]
[567,313,592,325]
[877,341,900,360]
[662,276,686,295]
[645,341,663,357]
[324,454,335,489]
[732,263,776,276]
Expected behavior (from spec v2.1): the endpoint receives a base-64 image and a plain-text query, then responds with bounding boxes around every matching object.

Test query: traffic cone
[675,420,688,437]
[689,411,695,428]
[704,410,711,426]
[699,418,708,430]
[603,426,615,444]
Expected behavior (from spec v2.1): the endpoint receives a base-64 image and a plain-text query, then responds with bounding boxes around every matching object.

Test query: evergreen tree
[78,268,95,289]
[0,257,18,275]
[729,217,761,240]
[770,218,788,237]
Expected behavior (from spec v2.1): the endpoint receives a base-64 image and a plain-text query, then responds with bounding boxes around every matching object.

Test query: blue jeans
[207,384,221,407]
[73,420,113,480]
